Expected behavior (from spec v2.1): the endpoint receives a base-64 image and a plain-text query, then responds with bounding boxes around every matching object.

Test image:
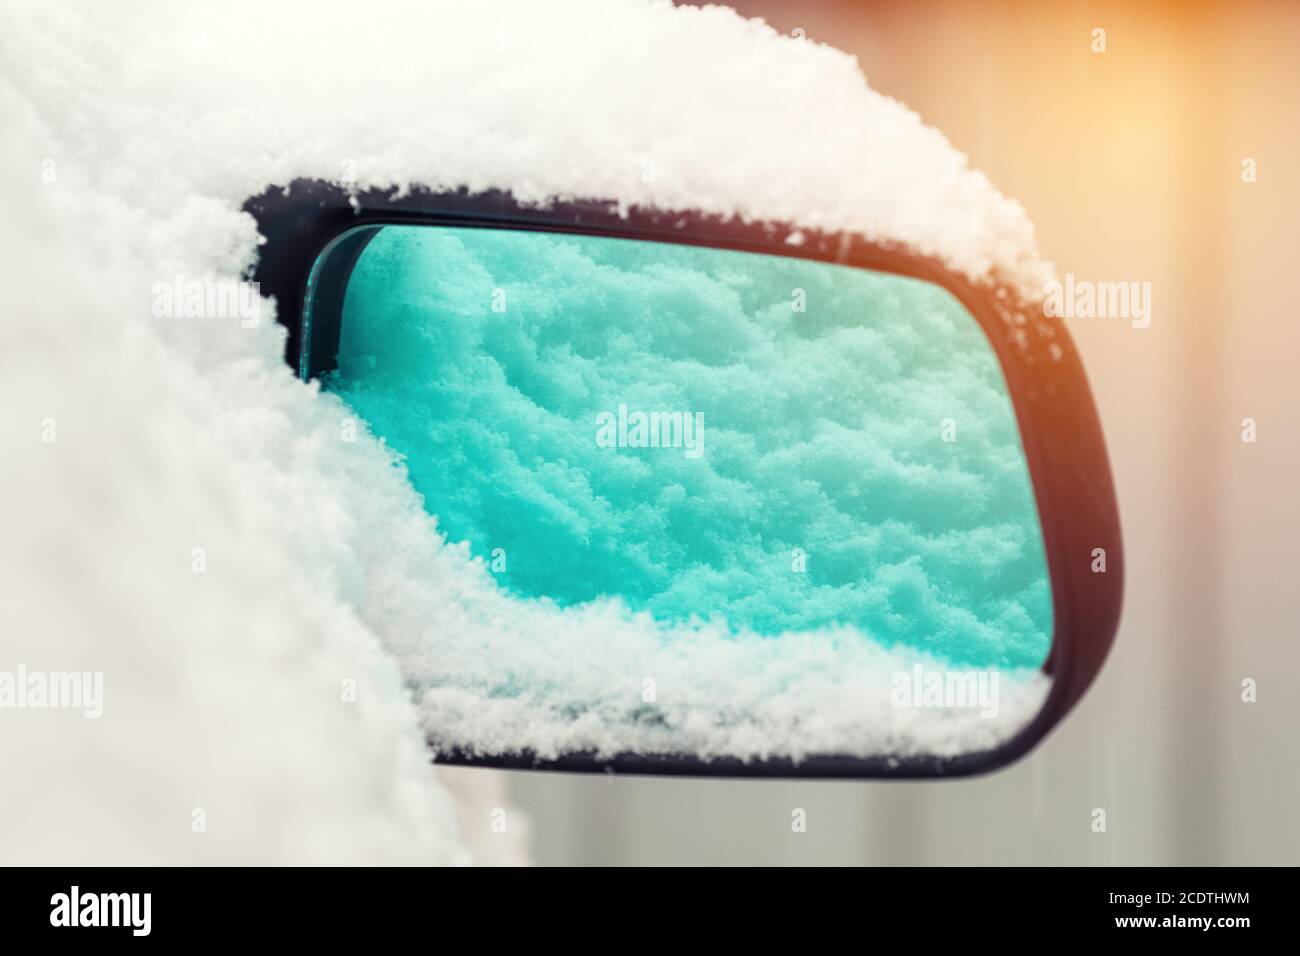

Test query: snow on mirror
[304,224,1053,764]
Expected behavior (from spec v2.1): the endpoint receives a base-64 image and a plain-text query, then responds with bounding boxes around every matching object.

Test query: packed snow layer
[0,0,1054,861]
[333,226,1052,671]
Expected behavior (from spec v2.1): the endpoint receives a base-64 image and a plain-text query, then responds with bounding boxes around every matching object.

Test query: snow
[0,0,1054,864]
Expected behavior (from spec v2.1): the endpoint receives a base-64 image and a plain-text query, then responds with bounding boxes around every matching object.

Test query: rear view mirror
[249,182,1122,777]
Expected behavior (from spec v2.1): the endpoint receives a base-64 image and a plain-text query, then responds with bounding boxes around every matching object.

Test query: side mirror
[247,180,1122,778]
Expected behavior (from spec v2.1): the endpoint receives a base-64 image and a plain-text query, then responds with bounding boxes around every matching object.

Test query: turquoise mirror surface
[317,225,1051,670]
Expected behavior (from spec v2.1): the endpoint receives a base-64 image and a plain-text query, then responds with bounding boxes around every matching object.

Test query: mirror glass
[305,223,1053,764]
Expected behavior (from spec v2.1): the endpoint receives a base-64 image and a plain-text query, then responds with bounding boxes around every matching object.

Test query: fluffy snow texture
[0,0,1054,863]
[334,227,1052,670]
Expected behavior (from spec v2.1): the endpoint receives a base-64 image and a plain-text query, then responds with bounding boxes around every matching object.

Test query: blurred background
[449,0,1300,864]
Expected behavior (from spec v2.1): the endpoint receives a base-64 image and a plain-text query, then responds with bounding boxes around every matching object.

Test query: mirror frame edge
[245,179,1124,779]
